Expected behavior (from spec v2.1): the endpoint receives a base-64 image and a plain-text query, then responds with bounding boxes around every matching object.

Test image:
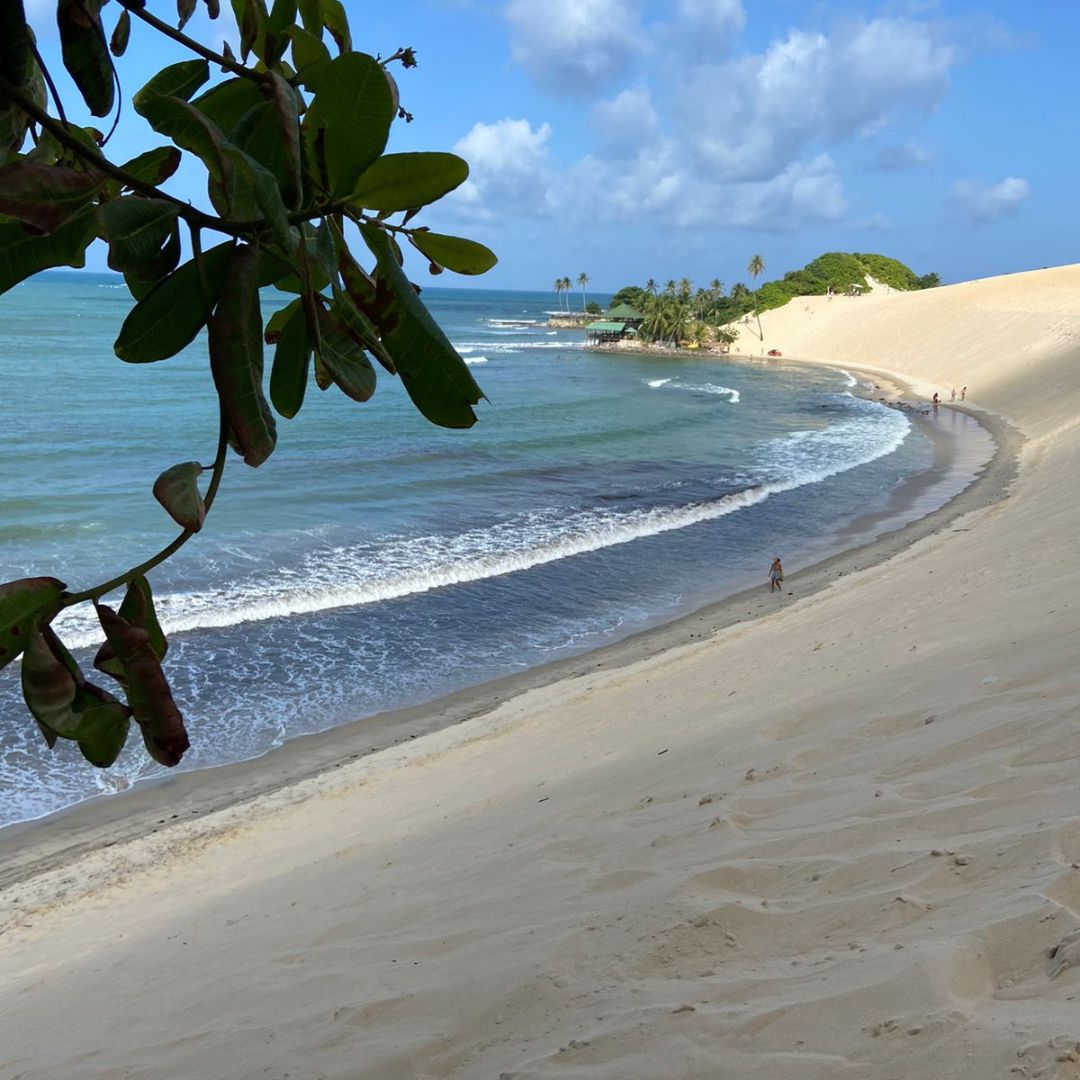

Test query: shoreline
[0,362,1022,895]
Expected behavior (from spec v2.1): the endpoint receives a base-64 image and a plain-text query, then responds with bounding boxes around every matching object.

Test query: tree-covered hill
[753,252,939,314]
[610,253,940,341]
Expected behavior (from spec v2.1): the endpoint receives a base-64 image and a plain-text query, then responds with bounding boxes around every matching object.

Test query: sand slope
[4,266,1080,1079]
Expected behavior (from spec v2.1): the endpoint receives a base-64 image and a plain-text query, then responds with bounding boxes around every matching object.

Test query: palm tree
[664,279,676,296]
[677,277,692,303]
[552,278,563,311]
[644,278,657,296]
[576,272,589,311]
[708,279,724,315]
[747,254,765,340]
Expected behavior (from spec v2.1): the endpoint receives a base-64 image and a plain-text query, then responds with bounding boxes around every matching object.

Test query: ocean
[0,277,987,826]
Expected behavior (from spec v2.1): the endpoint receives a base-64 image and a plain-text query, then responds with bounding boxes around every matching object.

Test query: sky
[23,0,1079,292]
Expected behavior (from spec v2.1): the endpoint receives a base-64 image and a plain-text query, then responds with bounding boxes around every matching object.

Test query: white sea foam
[453,340,585,354]
[834,368,859,388]
[464,355,489,365]
[51,401,909,646]
[647,378,739,402]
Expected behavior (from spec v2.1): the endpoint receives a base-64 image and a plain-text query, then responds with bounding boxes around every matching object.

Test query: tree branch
[30,42,69,129]
[116,0,263,83]
[60,408,230,608]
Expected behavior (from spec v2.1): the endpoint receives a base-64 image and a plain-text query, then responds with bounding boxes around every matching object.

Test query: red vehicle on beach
[767,348,782,357]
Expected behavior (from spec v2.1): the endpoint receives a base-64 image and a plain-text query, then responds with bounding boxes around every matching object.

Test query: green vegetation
[616,252,939,347]
[0,0,496,771]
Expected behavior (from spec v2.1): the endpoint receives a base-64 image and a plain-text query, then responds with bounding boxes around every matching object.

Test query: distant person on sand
[961,386,967,400]
[769,557,784,593]
[932,392,939,407]
[951,388,956,401]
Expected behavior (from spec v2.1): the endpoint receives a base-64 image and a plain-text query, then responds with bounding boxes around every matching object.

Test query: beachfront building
[604,302,644,327]
[585,320,630,344]
[585,303,644,344]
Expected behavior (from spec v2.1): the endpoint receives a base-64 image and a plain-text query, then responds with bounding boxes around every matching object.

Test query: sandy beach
[3,264,1080,1079]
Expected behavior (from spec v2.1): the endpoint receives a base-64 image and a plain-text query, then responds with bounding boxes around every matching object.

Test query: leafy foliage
[0,1,497,771]
[615,252,940,343]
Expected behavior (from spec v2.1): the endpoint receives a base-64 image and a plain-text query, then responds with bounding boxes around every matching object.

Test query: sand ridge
[3,265,1080,1079]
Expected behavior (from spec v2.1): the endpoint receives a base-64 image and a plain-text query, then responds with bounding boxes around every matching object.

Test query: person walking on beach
[932,392,939,408]
[769,556,784,593]
[951,388,956,401]
[961,386,967,400]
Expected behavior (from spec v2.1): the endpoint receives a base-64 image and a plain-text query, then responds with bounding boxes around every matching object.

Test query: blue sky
[25,0,1075,291]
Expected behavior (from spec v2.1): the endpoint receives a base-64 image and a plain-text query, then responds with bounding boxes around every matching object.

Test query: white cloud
[506,0,644,96]
[591,86,659,152]
[681,18,955,181]
[951,176,1030,225]
[471,8,960,234]
[872,141,933,170]
[671,0,745,53]
[852,211,892,231]
[449,119,555,220]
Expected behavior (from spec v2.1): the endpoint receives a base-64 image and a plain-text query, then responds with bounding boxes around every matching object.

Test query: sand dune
[3,266,1080,1079]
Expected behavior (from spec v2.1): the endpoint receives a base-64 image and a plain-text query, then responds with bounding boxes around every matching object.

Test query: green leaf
[261,73,303,207]
[114,241,233,362]
[133,60,210,116]
[315,305,375,402]
[21,625,131,767]
[288,26,331,86]
[231,98,300,211]
[209,243,277,466]
[260,223,333,293]
[138,95,230,183]
[98,197,181,277]
[190,77,263,135]
[57,0,114,118]
[0,209,97,296]
[110,8,130,56]
[118,146,182,187]
[223,143,293,248]
[177,0,197,30]
[332,283,395,373]
[350,153,469,213]
[0,161,103,233]
[152,462,207,532]
[0,0,31,95]
[0,577,65,671]
[230,0,267,61]
[269,299,310,418]
[304,52,394,195]
[320,0,350,51]
[263,0,296,63]
[264,296,300,342]
[360,225,484,428]
[410,231,498,276]
[94,575,169,684]
[297,0,321,33]
[96,604,188,767]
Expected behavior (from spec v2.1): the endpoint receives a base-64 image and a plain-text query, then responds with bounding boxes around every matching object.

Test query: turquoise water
[1,276,941,825]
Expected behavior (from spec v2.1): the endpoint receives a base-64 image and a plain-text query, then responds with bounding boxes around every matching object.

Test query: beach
[3,265,1080,1079]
